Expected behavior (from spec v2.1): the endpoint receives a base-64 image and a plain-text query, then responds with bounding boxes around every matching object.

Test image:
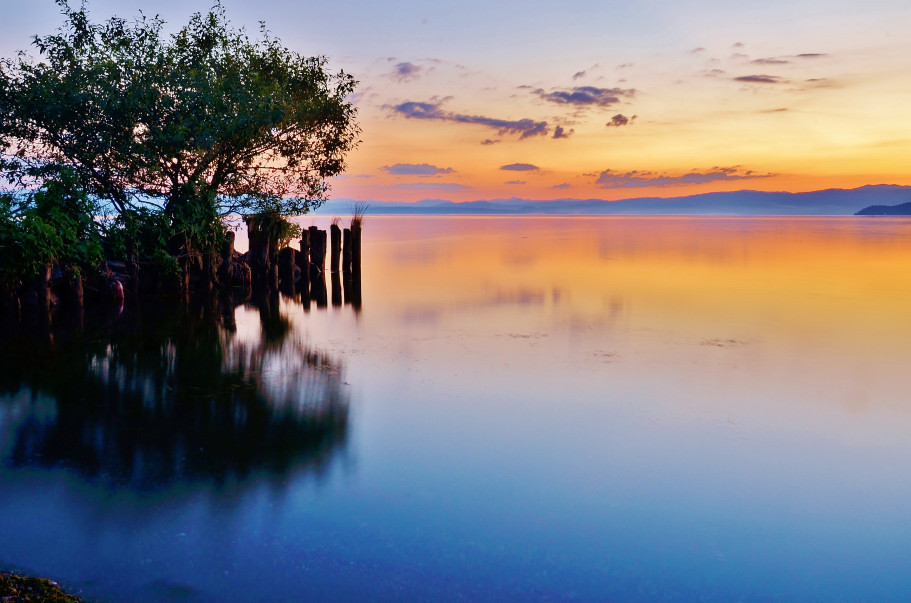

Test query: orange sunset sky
[2,0,910,204]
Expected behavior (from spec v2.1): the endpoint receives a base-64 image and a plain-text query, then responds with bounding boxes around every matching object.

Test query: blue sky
[3,0,911,202]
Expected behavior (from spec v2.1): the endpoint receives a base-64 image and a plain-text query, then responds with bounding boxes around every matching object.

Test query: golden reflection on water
[326,216,911,436]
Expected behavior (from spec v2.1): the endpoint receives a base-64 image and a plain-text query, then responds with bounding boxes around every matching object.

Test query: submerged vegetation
[0,571,84,602]
[0,0,359,296]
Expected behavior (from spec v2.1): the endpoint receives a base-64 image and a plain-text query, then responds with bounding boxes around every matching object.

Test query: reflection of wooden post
[331,272,342,307]
[312,271,328,309]
[351,262,361,313]
[330,224,341,273]
[342,228,352,275]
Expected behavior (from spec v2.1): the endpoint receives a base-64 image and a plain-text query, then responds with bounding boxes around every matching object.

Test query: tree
[0,0,359,257]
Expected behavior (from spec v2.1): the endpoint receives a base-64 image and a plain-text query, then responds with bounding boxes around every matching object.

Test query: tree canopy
[0,0,359,232]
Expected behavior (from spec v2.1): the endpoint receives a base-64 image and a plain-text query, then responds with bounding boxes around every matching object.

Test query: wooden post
[279,247,296,294]
[342,228,352,275]
[219,231,235,285]
[246,217,270,287]
[37,263,52,314]
[308,226,321,277]
[351,223,362,273]
[330,224,341,273]
[297,231,310,300]
[297,231,310,272]
[308,227,327,277]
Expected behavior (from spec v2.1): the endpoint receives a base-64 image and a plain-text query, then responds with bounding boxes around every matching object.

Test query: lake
[3,216,911,601]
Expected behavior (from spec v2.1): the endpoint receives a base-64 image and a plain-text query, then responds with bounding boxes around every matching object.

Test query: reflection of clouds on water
[0,299,350,494]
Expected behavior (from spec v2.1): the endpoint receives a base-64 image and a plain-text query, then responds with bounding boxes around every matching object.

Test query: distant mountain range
[320,185,911,216]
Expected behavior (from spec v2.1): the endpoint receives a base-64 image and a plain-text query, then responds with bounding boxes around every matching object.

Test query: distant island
[322,185,911,216]
[855,201,911,215]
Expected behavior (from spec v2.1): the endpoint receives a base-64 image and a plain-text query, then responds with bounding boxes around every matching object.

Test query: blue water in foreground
[3,216,911,601]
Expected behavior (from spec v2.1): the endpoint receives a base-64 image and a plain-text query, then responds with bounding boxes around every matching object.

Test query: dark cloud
[392,62,422,82]
[552,183,571,190]
[761,108,789,113]
[751,58,790,65]
[383,163,453,176]
[506,180,526,185]
[391,101,548,139]
[481,139,500,145]
[500,163,540,171]
[572,70,587,80]
[553,126,574,139]
[605,114,636,127]
[735,75,783,84]
[596,166,772,189]
[534,86,634,107]
[796,53,827,59]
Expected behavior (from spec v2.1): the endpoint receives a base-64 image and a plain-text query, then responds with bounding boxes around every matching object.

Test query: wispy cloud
[391,101,548,139]
[501,163,540,171]
[387,182,472,191]
[553,126,574,139]
[735,75,784,84]
[383,163,453,176]
[572,70,587,80]
[751,58,790,65]
[481,139,501,145]
[506,180,526,185]
[391,61,422,82]
[596,166,772,188]
[534,86,634,107]
[552,183,571,190]
[605,114,636,127]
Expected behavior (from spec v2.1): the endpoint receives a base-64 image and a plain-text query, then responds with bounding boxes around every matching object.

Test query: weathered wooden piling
[351,223,362,273]
[278,247,296,295]
[37,263,52,314]
[308,227,327,278]
[246,217,271,286]
[297,231,310,273]
[342,228,352,274]
[219,231,235,284]
[330,224,341,273]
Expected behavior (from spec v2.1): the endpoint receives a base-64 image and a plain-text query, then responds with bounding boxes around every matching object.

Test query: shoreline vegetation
[0,0,360,329]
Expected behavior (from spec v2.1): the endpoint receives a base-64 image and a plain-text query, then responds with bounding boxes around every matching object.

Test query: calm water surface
[3,216,911,601]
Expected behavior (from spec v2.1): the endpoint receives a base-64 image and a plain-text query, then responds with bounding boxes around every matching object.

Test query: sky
[1,0,910,204]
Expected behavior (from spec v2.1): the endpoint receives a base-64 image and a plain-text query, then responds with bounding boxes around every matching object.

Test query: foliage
[246,211,301,253]
[350,200,369,230]
[0,0,359,258]
[0,170,104,286]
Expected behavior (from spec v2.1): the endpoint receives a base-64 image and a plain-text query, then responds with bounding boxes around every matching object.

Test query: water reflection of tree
[0,296,349,491]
